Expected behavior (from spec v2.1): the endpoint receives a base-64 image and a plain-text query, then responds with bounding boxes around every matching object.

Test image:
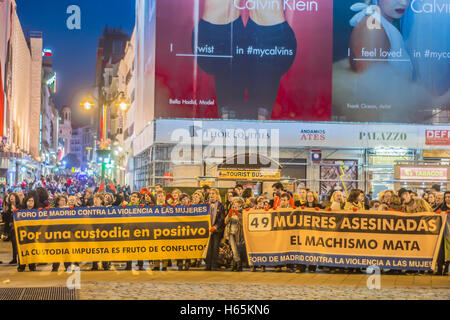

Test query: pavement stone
[0,242,448,300]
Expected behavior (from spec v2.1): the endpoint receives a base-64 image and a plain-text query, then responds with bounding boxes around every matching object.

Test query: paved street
[0,243,448,300]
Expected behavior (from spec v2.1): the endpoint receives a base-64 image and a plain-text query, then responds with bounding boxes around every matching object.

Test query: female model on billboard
[349,0,413,76]
[332,0,449,123]
[192,0,297,120]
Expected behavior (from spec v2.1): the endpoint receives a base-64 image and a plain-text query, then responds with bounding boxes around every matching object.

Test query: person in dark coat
[4,193,21,264]
[204,188,226,271]
[17,193,39,271]
[36,187,50,208]
[436,191,450,275]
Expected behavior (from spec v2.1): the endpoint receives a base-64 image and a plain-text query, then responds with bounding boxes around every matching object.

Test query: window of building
[112,40,124,55]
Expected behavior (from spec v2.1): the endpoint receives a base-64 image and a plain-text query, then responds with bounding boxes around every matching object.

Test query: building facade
[70,125,94,171]
[59,106,72,159]
[40,53,59,175]
[115,28,135,187]
[130,120,449,200]
[94,27,129,144]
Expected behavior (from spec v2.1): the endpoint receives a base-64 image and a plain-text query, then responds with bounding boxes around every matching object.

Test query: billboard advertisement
[155,0,333,121]
[149,0,449,123]
[332,0,450,123]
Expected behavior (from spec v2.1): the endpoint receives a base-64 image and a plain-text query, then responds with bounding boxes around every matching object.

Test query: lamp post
[81,90,130,184]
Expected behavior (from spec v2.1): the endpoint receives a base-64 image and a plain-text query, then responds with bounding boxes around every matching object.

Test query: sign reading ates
[243,209,446,271]
[14,204,211,264]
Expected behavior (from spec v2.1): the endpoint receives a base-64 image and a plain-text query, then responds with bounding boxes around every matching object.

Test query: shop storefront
[367,148,416,198]
[132,120,449,199]
[0,152,42,188]
[394,162,450,193]
[0,151,21,187]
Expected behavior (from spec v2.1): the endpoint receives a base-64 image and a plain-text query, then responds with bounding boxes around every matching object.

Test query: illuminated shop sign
[400,167,447,181]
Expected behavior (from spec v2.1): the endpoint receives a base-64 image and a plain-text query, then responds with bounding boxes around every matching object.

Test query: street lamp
[81,91,129,113]
[82,101,94,111]
[117,100,129,112]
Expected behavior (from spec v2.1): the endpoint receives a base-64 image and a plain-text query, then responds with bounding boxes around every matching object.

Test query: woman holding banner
[169,188,182,206]
[179,193,191,206]
[191,190,206,268]
[141,191,156,206]
[327,191,345,211]
[343,189,366,273]
[17,193,39,272]
[435,192,450,276]
[67,195,78,208]
[333,0,449,123]
[51,195,70,272]
[90,193,111,271]
[305,191,323,210]
[224,198,244,272]
[153,191,169,271]
[344,189,365,211]
[193,0,297,119]
[204,189,226,271]
[294,188,308,207]
[124,192,144,271]
[176,191,195,271]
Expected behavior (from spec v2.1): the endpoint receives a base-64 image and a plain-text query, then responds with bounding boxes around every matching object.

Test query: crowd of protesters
[0,176,448,275]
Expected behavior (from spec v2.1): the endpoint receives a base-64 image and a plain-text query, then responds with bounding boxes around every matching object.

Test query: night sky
[15,0,135,128]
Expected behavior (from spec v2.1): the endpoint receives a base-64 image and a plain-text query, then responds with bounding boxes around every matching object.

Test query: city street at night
[0,241,448,301]
[0,0,448,309]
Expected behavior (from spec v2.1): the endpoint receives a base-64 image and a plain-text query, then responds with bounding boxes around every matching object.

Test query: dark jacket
[438,202,450,212]
[210,201,226,234]
[82,197,94,207]
[112,193,124,207]
[3,206,13,234]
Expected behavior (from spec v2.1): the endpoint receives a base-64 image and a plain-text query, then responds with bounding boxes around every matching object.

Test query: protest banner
[14,204,211,265]
[243,209,447,271]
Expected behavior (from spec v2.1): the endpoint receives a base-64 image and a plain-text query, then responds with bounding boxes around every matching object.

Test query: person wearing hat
[398,188,432,213]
